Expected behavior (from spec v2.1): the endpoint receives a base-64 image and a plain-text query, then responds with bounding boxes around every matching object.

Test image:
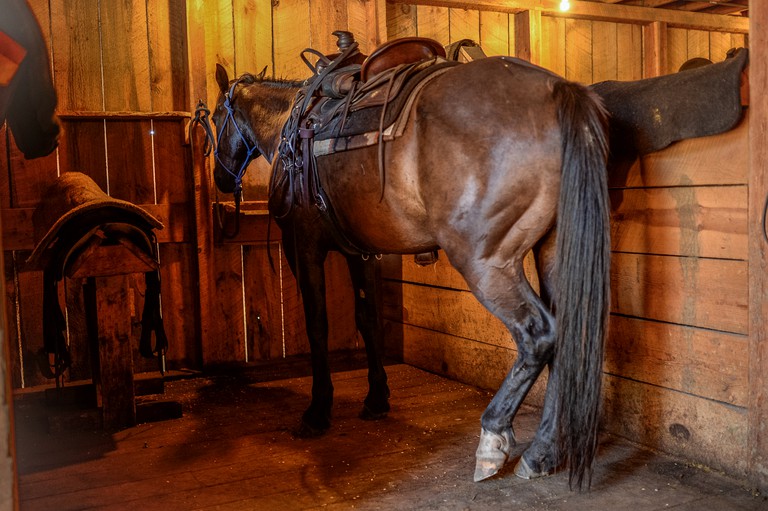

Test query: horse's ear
[215,64,230,93]
[257,66,268,80]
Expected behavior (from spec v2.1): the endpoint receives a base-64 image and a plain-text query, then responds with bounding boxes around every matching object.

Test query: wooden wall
[380,0,753,483]
[0,0,387,390]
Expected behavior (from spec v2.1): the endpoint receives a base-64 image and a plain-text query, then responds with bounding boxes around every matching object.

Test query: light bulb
[560,0,571,11]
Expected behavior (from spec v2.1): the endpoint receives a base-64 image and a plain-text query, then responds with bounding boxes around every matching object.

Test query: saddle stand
[25,172,174,430]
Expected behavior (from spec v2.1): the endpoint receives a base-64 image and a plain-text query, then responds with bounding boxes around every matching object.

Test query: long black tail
[552,80,611,490]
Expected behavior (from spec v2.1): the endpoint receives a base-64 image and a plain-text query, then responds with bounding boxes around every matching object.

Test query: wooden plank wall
[381,2,751,480]
[1,0,386,390]
[0,0,199,389]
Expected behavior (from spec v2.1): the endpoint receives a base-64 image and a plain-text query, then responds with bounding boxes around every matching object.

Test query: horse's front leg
[283,235,333,437]
[346,255,390,420]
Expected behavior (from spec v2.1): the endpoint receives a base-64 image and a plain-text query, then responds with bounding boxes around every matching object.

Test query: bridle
[192,77,259,238]
[214,78,260,197]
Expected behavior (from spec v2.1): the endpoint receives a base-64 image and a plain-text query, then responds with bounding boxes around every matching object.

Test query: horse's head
[211,63,267,195]
[1,0,60,159]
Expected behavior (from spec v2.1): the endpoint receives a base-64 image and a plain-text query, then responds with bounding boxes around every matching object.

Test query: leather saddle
[271,32,456,258]
[25,172,168,379]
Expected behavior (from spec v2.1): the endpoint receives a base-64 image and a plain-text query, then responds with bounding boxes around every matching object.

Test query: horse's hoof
[293,419,329,438]
[359,405,388,421]
[473,428,514,482]
[514,456,552,480]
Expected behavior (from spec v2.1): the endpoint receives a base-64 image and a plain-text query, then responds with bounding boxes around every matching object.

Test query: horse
[210,50,610,489]
[0,0,60,159]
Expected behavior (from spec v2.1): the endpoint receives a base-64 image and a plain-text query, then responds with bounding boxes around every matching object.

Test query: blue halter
[214,79,260,195]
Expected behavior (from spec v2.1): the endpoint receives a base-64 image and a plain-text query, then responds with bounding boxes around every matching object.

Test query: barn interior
[2,0,767,509]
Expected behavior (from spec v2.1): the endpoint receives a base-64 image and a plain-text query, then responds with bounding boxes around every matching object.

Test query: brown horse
[211,53,610,489]
[1,0,60,159]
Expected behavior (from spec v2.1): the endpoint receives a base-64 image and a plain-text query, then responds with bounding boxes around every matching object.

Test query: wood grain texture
[603,374,748,479]
[233,0,273,77]
[565,18,593,83]
[606,315,748,406]
[273,0,311,79]
[748,2,768,490]
[416,4,449,44]
[610,253,748,334]
[448,8,479,43]
[147,0,189,111]
[479,10,510,57]
[386,2,417,40]
[99,0,152,111]
[608,113,749,188]
[610,185,747,259]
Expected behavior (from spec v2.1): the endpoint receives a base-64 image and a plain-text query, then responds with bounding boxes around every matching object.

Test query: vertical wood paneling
[565,18,592,83]
[667,27,689,73]
[273,0,311,79]
[158,243,202,368]
[310,0,348,52]
[540,16,565,76]
[243,243,284,361]
[5,141,57,209]
[105,122,154,203]
[51,0,102,110]
[592,21,617,82]
[687,28,710,60]
[233,0,273,77]
[748,3,768,490]
[617,23,642,81]
[448,8,479,44]
[99,1,152,111]
[147,0,189,111]
[205,245,246,365]
[479,11,509,57]
[386,2,417,40]
[416,5,449,44]
[204,0,235,104]
[57,121,108,190]
[709,31,733,61]
[152,119,190,204]
[347,0,387,54]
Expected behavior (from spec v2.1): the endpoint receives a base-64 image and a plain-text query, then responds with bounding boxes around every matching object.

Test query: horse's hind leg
[515,231,561,479]
[458,257,556,482]
[346,255,390,420]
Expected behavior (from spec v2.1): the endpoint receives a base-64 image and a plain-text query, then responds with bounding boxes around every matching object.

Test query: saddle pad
[25,172,163,272]
[313,59,461,142]
[591,47,748,159]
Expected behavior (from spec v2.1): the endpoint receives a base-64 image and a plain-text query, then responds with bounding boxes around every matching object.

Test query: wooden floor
[12,358,766,511]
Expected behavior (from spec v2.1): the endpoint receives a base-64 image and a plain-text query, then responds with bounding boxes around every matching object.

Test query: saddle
[271,32,456,256]
[25,172,168,379]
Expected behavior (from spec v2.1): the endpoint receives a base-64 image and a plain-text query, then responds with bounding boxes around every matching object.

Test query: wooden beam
[387,0,749,33]
[643,21,668,77]
[748,1,768,493]
[0,251,17,510]
[514,10,542,65]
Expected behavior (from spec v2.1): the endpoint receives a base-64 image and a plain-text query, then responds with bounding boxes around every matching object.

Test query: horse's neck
[250,84,299,162]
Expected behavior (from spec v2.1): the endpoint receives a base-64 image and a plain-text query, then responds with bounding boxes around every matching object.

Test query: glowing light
[559,0,570,11]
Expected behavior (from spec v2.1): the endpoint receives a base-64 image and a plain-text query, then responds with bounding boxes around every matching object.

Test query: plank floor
[13,359,766,511]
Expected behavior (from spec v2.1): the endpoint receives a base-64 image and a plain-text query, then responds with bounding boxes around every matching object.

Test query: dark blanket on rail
[590,47,748,160]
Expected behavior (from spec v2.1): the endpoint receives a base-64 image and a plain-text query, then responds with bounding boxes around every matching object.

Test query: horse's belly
[319,147,436,253]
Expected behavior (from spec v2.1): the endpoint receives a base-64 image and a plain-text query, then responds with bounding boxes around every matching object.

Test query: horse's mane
[235,73,303,89]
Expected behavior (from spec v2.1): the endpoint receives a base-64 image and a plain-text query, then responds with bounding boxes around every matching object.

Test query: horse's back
[408,57,565,260]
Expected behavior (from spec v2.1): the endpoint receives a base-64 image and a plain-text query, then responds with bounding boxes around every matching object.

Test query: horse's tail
[552,80,611,490]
